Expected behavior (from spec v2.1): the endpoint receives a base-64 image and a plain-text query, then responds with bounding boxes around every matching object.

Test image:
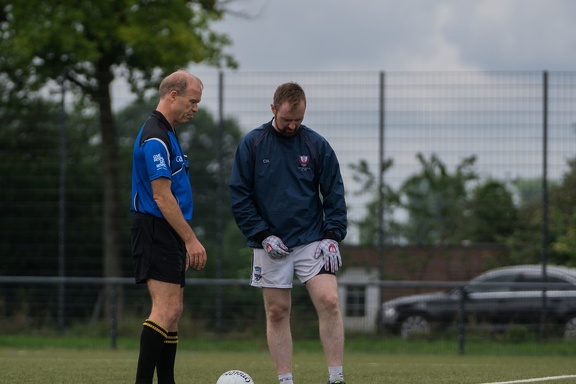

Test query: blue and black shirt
[131,110,193,220]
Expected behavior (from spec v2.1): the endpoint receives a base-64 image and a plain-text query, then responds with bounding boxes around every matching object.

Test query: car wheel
[564,316,576,341]
[400,314,431,339]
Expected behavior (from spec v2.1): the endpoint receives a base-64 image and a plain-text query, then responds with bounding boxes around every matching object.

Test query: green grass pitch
[1,347,576,384]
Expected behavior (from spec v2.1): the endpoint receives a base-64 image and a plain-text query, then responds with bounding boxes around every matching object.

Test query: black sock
[156,331,178,384]
[135,320,168,384]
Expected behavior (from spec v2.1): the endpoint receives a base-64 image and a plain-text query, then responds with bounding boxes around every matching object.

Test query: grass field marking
[480,375,576,384]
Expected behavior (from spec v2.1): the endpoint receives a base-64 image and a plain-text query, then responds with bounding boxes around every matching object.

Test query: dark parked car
[380,264,576,339]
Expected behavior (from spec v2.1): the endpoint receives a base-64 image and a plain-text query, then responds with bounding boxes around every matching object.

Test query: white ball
[216,370,255,384]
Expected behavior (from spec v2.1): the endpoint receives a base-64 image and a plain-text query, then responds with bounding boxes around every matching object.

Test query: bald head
[159,70,203,100]
[156,70,204,127]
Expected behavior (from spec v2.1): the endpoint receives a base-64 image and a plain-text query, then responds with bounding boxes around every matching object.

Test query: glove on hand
[313,239,342,273]
[262,235,292,259]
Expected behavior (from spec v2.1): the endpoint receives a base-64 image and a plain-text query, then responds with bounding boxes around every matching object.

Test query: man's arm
[229,139,270,245]
[152,177,206,270]
[319,148,347,242]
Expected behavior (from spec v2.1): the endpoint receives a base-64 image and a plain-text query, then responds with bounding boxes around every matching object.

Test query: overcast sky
[195,0,576,72]
[134,0,575,243]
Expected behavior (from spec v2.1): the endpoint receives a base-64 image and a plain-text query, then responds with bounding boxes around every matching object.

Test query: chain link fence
[2,70,576,351]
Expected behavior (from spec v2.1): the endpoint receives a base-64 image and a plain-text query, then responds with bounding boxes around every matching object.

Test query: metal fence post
[540,70,549,340]
[58,70,68,335]
[377,71,386,281]
[215,70,225,337]
[110,283,117,349]
[458,286,467,355]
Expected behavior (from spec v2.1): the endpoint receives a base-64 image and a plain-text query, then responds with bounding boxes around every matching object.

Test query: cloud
[211,0,576,72]
[436,0,576,70]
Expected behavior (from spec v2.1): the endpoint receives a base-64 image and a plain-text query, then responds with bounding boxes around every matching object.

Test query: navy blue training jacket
[229,120,347,249]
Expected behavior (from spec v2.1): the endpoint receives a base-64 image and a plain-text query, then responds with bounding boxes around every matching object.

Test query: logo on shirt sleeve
[153,153,168,170]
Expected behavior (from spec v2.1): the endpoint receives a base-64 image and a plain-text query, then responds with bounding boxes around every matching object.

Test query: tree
[505,178,553,265]
[0,1,237,321]
[348,158,401,246]
[398,154,477,245]
[0,90,108,323]
[549,158,576,266]
[465,179,518,244]
[349,153,526,249]
[502,170,576,267]
[0,93,66,275]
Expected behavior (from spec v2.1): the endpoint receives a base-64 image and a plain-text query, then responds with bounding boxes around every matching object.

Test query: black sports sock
[156,331,178,384]
[135,320,168,384]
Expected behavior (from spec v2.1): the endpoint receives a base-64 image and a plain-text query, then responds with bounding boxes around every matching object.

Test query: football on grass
[216,370,255,384]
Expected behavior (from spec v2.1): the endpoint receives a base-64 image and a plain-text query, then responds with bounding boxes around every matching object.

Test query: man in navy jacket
[229,82,347,384]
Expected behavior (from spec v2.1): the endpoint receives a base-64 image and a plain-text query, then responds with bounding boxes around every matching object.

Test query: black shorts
[131,213,186,287]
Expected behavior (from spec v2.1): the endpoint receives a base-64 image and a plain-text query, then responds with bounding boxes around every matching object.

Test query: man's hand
[262,235,292,259]
[185,237,207,271]
[313,239,342,273]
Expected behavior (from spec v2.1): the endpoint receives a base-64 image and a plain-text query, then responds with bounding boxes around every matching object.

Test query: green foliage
[351,149,576,265]
[0,93,102,276]
[504,176,575,266]
[348,158,401,245]
[465,179,518,243]
[550,158,576,266]
[0,1,237,93]
[0,96,61,271]
[0,93,105,325]
[504,179,544,264]
[0,0,238,294]
[351,153,483,246]
[399,153,477,245]
[350,153,524,248]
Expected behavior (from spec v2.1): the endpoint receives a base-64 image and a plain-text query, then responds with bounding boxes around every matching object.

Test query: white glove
[262,235,292,259]
[313,239,342,273]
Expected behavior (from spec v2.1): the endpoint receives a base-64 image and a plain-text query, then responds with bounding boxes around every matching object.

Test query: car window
[514,274,574,291]
[548,276,576,290]
[467,273,517,293]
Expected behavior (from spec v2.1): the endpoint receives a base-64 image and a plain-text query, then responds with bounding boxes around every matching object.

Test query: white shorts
[250,241,324,288]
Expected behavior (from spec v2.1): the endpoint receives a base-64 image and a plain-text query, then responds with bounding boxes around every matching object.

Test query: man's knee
[150,301,183,327]
[316,292,341,316]
[168,302,184,319]
[266,302,290,323]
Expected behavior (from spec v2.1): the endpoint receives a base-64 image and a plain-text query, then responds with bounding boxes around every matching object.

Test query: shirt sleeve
[229,137,270,245]
[142,137,172,182]
[318,142,347,242]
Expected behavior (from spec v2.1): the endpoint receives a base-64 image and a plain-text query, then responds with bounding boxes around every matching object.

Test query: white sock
[328,365,344,382]
[278,373,293,384]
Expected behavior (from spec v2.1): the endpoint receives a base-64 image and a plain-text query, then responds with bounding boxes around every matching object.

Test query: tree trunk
[95,67,124,339]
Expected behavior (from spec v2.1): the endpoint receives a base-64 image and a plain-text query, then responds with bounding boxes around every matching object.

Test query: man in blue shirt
[131,70,207,384]
[229,82,347,384]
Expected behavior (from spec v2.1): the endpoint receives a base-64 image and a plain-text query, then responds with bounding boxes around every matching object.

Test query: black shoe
[327,381,346,384]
